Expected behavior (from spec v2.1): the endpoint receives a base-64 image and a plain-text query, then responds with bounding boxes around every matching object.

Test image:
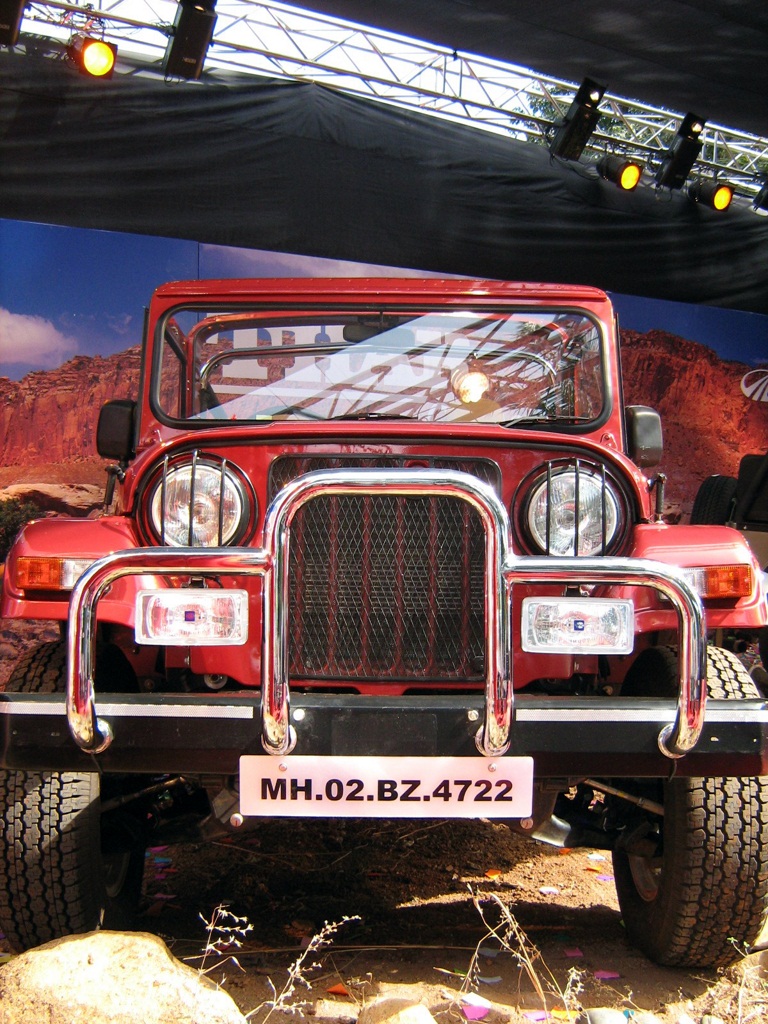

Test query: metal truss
[16,0,768,198]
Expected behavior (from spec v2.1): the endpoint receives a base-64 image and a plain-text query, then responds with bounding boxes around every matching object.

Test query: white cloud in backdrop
[0,308,77,369]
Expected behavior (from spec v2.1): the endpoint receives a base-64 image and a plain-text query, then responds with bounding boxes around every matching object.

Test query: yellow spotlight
[688,179,733,211]
[597,154,643,192]
[69,35,117,78]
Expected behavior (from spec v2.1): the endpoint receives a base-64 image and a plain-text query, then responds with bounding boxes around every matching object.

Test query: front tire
[0,642,146,952]
[612,646,768,966]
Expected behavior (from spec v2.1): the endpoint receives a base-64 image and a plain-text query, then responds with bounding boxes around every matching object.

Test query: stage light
[0,0,25,46]
[163,0,217,80]
[549,77,606,162]
[753,182,768,216]
[688,179,733,211]
[655,112,705,190]
[69,35,117,78]
[597,154,643,191]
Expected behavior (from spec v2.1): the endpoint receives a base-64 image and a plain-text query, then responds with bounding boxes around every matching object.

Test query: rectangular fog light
[521,596,634,655]
[135,589,249,645]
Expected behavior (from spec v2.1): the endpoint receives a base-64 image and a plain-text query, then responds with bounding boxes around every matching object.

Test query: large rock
[0,931,248,1024]
[0,347,141,467]
[0,482,104,516]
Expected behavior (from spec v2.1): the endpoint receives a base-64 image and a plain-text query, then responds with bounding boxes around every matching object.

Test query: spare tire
[690,474,737,524]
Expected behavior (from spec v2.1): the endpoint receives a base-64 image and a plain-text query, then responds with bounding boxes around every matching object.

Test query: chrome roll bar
[66,468,706,761]
[260,469,513,757]
[66,548,271,754]
[501,559,706,758]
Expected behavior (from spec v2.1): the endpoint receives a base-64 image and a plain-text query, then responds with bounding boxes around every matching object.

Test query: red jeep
[2,277,767,966]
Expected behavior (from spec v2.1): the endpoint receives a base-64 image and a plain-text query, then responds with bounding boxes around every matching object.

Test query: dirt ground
[134,814,767,1023]
[2,622,767,1022]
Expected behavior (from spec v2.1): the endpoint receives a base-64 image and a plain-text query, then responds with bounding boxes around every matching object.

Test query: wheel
[0,641,146,952]
[690,474,737,524]
[611,645,768,967]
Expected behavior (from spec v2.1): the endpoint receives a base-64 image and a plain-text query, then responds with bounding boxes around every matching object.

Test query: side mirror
[97,399,136,462]
[625,405,663,468]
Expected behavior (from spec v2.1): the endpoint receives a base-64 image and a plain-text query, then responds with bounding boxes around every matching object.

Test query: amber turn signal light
[685,564,753,599]
[15,556,94,591]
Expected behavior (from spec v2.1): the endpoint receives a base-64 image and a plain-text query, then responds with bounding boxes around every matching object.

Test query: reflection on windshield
[158,309,603,425]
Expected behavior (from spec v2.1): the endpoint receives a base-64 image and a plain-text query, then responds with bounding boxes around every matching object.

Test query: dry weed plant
[687,941,768,1024]
[194,903,254,980]
[247,915,361,1023]
[464,888,584,1021]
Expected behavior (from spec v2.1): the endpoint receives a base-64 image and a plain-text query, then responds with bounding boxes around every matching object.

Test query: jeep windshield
[155,306,604,425]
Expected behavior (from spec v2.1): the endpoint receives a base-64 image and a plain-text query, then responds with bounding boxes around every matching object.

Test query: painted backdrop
[1,217,767,522]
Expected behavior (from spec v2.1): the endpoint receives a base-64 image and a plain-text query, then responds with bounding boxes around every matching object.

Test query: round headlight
[148,457,250,547]
[525,465,622,556]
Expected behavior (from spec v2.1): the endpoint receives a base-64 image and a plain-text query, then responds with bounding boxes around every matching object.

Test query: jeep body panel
[2,277,767,781]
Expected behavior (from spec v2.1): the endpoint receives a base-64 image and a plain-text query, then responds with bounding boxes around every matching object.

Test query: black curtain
[2,49,767,314]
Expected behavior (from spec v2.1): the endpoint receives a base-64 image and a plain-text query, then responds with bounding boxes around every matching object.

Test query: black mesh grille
[269,457,499,682]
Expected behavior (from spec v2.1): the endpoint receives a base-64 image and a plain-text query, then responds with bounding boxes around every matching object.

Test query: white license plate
[239,755,533,818]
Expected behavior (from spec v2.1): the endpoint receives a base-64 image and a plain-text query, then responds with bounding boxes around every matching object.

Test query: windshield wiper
[500,414,593,428]
[330,412,419,421]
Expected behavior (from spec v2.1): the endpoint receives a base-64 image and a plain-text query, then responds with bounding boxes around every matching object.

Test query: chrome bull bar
[67,468,706,760]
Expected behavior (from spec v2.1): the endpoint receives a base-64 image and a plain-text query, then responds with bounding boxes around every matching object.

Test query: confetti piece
[522,1013,548,1022]
[462,991,493,1015]
[596,874,615,882]
[327,983,350,996]
[152,856,173,865]
[462,1005,489,1019]
[557,847,574,855]
[151,892,178,900]
[148,846,168,853]
[0,953,13,965]
[485,869,502,879]
[587,852,606,861]
[551,1011,578,1021]
[539,886,560,895]
[434,967,467,978]
[478,946,499,958]
[478,975,502,984]
[586,865,602,873]
[594,969,621,980]
[564,948,583,958]
[461,993,492,1008]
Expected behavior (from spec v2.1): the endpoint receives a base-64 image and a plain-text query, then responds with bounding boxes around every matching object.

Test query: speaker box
[0,0,25,46]
[163,2,217,80]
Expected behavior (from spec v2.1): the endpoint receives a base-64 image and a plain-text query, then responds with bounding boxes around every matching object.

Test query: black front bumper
[2,691,767,778]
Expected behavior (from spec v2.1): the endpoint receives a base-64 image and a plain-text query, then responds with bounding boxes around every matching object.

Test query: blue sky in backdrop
[1,218,766,381]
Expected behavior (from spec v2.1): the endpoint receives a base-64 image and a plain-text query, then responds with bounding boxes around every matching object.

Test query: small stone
[576,1010,627,1024]
[313,1001,357,1023]
[358,998,437,1024]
